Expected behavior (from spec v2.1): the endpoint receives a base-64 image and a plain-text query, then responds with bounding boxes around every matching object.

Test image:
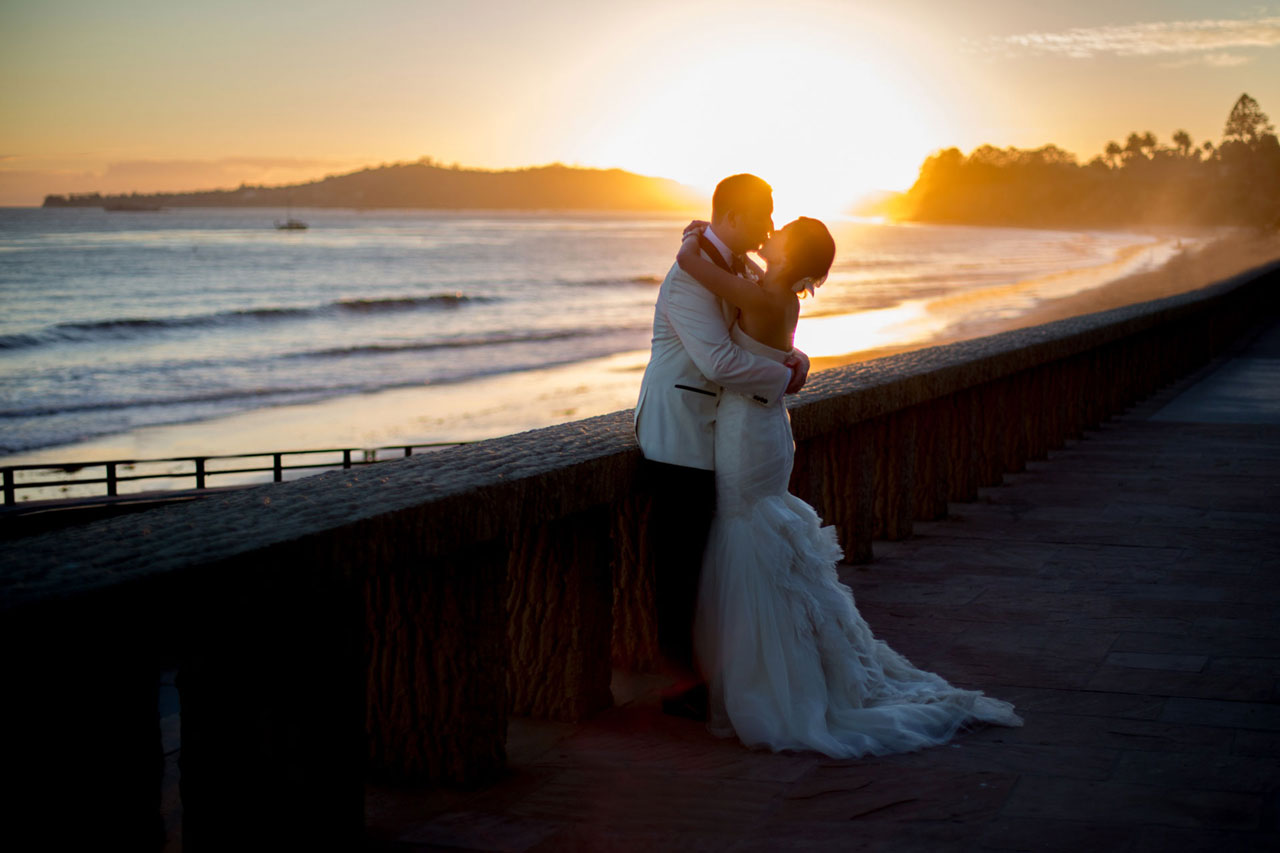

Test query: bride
[677,217,1023,757]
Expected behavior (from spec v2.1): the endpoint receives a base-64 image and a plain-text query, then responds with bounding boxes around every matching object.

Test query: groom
[634,173,810,718]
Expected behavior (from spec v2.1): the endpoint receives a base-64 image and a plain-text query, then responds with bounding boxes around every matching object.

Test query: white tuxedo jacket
[634,247,792,470]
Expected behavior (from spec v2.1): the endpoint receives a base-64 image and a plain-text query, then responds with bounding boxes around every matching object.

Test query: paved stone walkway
[361,323,1280,851]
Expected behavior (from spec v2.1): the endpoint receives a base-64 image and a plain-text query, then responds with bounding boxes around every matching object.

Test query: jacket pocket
[674,383,716,397]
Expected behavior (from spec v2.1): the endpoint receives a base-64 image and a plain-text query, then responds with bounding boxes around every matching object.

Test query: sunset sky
[3,0,1278,215]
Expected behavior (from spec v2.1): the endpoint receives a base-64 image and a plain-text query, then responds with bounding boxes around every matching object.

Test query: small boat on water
[275,199,308,230]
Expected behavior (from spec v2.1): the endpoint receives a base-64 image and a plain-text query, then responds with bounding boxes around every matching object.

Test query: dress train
[695,325,1022,757]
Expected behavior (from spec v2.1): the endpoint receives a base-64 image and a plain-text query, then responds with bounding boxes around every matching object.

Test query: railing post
[195,457,206,490]
[273,453,283,483]
[3,468,13,505]
[342,449,352,470]
[404,446,412,458]
[106,462,117,497]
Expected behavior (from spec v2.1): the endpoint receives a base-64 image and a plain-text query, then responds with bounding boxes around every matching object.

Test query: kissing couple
[634,174,1022,757]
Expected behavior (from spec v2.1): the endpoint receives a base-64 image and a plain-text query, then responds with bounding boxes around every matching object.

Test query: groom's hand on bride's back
[785,352,810,395]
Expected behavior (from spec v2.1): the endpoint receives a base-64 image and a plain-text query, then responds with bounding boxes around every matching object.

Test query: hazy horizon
[3,1,1279,218]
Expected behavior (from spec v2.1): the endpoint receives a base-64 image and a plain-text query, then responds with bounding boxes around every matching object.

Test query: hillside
[892,94,1280,231]
[42,160,707,211]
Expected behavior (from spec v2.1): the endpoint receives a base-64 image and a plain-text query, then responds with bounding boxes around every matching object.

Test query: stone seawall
[2,259,1277,847]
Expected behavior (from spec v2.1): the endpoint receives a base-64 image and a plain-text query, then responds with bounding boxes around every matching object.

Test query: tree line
[895,94,1280,230]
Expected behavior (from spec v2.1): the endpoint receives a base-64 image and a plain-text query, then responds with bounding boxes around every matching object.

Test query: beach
[3,209,1276,501]
[810,229,1280,371]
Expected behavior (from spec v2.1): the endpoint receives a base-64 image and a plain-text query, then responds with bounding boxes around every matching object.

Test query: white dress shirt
[701,225,737,270]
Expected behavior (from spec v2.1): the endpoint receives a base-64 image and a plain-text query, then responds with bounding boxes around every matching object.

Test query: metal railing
[1,441,468,507]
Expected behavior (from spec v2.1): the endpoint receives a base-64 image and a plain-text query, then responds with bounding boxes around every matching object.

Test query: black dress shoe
[661,682,709,721]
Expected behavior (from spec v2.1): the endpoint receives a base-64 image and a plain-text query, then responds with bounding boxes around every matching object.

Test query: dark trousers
[642,458,717,672]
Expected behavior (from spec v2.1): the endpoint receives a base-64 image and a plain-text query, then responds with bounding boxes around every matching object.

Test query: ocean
[0,207,1181,469]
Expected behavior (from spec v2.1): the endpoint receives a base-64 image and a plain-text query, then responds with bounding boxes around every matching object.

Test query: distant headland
[42,159,707,212]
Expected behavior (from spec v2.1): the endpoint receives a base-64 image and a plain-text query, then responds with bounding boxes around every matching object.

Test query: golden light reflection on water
[794,235,1192,359]
[792,300,945,358]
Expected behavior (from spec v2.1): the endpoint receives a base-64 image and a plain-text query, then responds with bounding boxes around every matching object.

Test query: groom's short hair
[712,174,772,220]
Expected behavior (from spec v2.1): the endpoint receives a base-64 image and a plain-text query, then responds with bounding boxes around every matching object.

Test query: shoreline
[6,228,1278,490]
[810,229,1280,372]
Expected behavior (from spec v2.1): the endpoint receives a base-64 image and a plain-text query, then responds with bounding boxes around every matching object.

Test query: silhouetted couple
[634,174,1021,757]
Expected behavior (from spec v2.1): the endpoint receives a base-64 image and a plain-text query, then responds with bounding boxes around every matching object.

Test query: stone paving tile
[1036,561,1185,585]
[1193,615,1280,640]
[857,601,1193,635]
[1002,712,1236,754]
[964,589,1117,618]
[839,579,988,606]
[498,768,786,836]
[1111,750,1280,792]
[1105,596,1275,621]
[1103,651,1208,671]
[1160,569,1280,591]
[1086,666,1276,702]
[392,811,561,852]
[1159,698,1280,730]
[1001,776,1264,830]
[1206,657,1280,678]
[1202,510,1280,531]
[529,827,739,852]
[976,817,1145,852]
[727,820,984,853]
[1132,825,1280,853]
[869,735,1119,782]
[1233,730,1280,757]
[1170,553,1268,572]
[529,705,822,784]
[994,686,1165,720]
[1099,581,1272,604]
[775,766,1017,823]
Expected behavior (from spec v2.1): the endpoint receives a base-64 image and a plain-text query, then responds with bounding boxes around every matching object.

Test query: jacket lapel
[696,234,734,273]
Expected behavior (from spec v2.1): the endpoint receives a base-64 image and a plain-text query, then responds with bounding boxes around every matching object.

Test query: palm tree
[1104,140,1122,168]
[1172,130,1193,158]
[1223,93,1275,147]
[1126,131,1157,162]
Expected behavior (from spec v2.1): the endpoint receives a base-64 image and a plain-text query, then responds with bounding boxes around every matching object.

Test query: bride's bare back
[676,236,799,353]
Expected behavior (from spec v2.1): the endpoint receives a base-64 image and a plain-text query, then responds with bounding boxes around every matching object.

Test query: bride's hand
[682,220,709,240]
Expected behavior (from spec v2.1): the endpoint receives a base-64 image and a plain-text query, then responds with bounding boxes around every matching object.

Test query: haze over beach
[2,0,1280,490]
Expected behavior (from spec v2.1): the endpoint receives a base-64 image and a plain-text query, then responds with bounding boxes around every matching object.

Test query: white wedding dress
[694,325,1023,757]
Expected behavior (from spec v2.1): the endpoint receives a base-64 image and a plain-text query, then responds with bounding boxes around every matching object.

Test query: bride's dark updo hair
[783,217,835,291]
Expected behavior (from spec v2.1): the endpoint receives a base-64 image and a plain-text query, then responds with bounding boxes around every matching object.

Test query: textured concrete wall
[1,259,1276,843]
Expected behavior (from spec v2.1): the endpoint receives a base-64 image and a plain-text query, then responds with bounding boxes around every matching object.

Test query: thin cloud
[989,17,1280,59]
[1162,52,1254,68]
